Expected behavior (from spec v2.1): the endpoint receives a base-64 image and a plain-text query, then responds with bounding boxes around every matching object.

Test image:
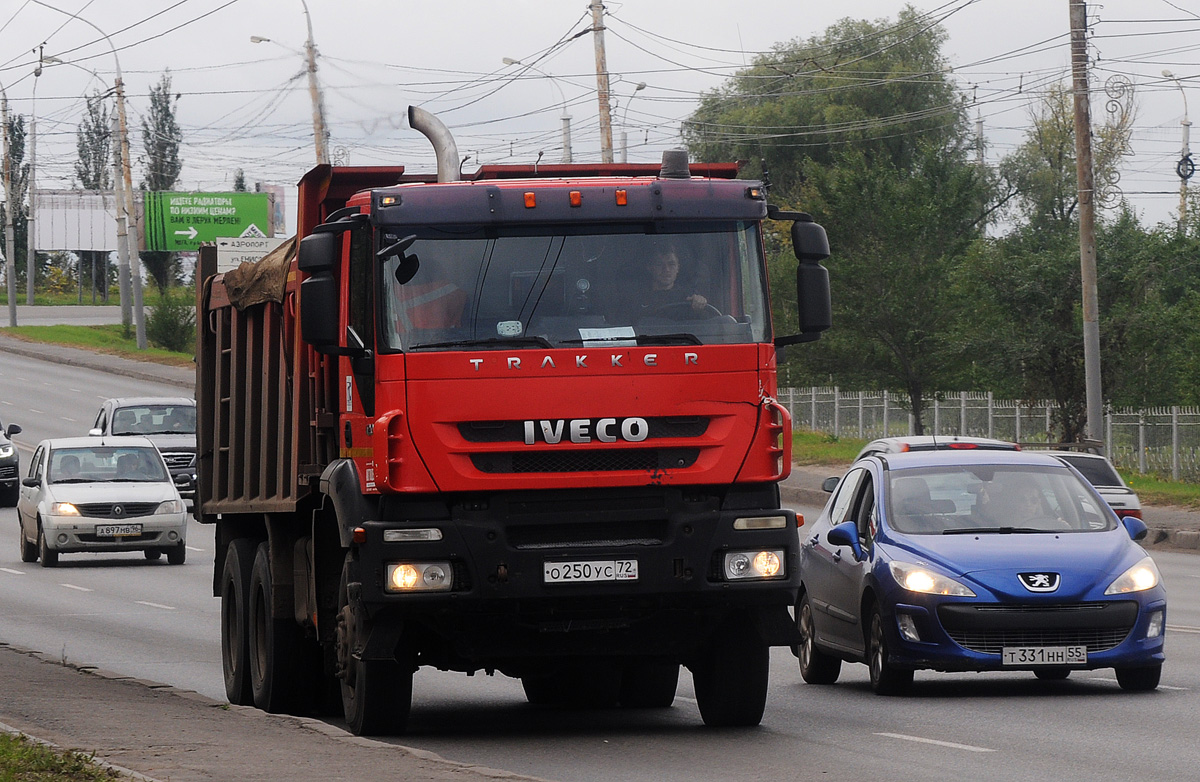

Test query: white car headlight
[155,499,185,515]
[0,444,13,458]
[1105,556,1161,594]
[889,561,975,596]
[50,502,81,516]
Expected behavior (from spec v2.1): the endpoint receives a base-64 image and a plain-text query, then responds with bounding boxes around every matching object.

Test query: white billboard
[33,189,138,253]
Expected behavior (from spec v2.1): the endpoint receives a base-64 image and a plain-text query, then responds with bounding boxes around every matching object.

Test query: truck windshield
[379,221,770,351]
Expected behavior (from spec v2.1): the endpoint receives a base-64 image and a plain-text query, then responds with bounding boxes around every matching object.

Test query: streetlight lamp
[1163,69,1192,232]
[252,0,329,166]
[503,57,572,163]
[32,0,146,348]
[617,81,646,164]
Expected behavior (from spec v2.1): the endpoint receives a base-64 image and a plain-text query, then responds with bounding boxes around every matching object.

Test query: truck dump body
[197,145,829,735]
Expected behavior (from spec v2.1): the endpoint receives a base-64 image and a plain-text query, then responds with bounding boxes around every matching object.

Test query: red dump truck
[196,106,831,735]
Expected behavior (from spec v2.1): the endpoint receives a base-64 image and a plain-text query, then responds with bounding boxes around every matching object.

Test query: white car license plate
[1001,645,1087,665]
[544,560,638,583]
[95,523,143,537]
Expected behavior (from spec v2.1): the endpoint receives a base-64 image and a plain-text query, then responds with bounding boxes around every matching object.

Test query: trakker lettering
[523,417,649,445]
[468,353,698,371]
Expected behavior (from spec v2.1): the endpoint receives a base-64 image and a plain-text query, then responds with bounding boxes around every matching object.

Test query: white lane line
[1087,676,1188,691]
[59,417,77,422]
[0,567,25,575]
[60,583,93,592]
[185,545,204,552]
[1168,625,1200,634]
[135,600,176,610]
[875,733,995,753]
[28,408,44,414]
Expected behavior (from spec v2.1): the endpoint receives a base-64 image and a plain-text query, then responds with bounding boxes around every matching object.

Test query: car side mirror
[5,423,20,437]
[88,428,103,437]
[22,477,39,487]
[1122,516,1148,542]
[827,520,865,561]
[822,476,840,493]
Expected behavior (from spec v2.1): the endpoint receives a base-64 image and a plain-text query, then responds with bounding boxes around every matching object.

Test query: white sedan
[16,436,188,567]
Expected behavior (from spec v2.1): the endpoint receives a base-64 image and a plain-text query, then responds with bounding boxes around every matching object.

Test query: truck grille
[471,448,699,474]
[74,502,161,518]
[938,602,1138,655]
[459,417,709,443]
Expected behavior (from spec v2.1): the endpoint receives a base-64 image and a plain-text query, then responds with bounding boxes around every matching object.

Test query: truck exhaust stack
[408,105,461,183]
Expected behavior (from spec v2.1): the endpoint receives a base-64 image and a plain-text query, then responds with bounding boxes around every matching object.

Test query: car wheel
[797,593,841,685]
[868,607,912,696]
[691,618,770,727]
[220,538,257,705]
[144,548,162,561]
[1115,664,1161,692]
[18,523,37,563]
[619,660,679,708]
[166,544,186,565]
[1034,668,1071,681]
[337,558,413,735]
[37,524,58,568]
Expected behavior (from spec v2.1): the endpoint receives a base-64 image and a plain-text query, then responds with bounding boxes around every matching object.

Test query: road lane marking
[135,601,176,610]
[1168,624,1200,634]
[28,408,44,414]
[875,733,995,753]
[185,545,204,552]
[0,568,25,575]
[59,417,76,422]
[60,583,93,592]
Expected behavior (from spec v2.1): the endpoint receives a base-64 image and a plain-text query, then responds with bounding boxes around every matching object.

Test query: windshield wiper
[943,526,1053,535]
[53,478,91,484]
[561,333,702,346]
[409,337,554,351]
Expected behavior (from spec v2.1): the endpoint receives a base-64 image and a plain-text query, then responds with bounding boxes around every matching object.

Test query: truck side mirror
[774,216,832,347]
[298,231,338,272]
[299,233,341,351]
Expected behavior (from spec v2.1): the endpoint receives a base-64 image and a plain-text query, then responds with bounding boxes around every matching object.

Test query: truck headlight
[723,549,785,581]
[385,562,454,592]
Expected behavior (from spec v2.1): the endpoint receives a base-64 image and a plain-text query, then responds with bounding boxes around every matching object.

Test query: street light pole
[1163,70,1192,232]
[503,57,572,163]
[1,84,16,326]
[251,0,329,167]
[618,82,646,164]
[32,0,146,347]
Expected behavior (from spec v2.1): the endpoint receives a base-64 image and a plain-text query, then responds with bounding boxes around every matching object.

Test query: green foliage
[74,90,112,191]
[146,288,196,353]
[791,429,866,465]
[140,72,184,292]
[0,732,121,779]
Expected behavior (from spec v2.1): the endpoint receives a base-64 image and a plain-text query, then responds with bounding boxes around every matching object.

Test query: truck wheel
[690,620,769,727]
[337,561,413,735]
[619,660,679,708]
[249,541,306,713]
[220,538,256,705]
[37,524,58,568]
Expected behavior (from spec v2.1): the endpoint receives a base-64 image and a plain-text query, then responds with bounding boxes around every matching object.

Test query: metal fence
[780,387,1200,482]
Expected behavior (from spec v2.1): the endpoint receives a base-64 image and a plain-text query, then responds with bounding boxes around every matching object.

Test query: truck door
[341,223,376,485]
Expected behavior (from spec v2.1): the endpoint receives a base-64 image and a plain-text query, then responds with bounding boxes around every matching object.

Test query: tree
[139,72,183,293]
[233,168,246,192]
[1,114,30,292]
[74,90,113,300]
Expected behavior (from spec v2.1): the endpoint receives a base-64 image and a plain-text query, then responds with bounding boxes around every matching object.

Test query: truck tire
[220,538,256,705]
[690,620,770,727]
[337,560,413,735]
[619,660,679,708]
[249,541,306,713]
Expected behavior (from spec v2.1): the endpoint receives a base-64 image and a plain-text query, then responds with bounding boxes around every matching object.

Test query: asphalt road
[2,333,1200,782]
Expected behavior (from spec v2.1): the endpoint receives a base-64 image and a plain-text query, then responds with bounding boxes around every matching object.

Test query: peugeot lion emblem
[1018,572,1060,592]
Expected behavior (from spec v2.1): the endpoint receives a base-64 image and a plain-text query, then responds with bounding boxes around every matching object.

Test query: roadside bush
[147,289,196,353]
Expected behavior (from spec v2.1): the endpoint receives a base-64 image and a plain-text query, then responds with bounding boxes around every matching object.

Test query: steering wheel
[648,301,723,320]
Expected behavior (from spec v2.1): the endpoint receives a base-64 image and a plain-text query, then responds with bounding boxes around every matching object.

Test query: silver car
[16,437,188,567]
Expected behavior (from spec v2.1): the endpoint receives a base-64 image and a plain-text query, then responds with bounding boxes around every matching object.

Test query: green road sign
[143,192,272,252]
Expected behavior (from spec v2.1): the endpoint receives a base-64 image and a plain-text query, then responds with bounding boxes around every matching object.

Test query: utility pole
[301,0,329,166]
[111,114,132,331]
[1069,0,1103,446]
[975,111,985,168]
[590,1,614,163]
[1163,69,1191,232]
[2,87,16,327]
[26,52,41,306]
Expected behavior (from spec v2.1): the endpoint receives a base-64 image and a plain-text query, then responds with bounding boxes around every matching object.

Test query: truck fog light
[723,549,785,581]
[385,562,453,592]
[1147,610,1164,639]
[897,613,921,642]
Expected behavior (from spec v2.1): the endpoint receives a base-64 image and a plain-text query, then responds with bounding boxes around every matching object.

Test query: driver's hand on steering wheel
[687,293,708,310]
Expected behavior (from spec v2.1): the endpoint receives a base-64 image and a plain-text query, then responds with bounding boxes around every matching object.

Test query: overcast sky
[1,0,1198,234]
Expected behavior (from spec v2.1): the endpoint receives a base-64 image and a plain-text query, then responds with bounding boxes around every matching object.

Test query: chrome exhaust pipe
[408,106,461,183]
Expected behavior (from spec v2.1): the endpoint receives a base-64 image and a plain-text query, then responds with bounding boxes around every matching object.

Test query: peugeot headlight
[0,444,13,458]
[50,502,81,517]
[1105,556,1161,594]
[889,561,975,596]
[155,499,185,515]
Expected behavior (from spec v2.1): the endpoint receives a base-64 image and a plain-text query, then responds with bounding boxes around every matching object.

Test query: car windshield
[111,404,196,435]
[887,464,1117,535]
[50,446,169,484]
[379,222,770,351]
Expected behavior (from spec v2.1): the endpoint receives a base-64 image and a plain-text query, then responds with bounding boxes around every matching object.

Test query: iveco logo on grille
[524,417,649,445]
[1018,572,1060,592]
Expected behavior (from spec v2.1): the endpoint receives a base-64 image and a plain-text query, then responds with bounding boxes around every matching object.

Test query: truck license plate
[544,560,638,583]
[1001,645,1087,665]
[95,524,143,537]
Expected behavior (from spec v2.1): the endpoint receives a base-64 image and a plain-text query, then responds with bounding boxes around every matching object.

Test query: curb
[0,336,193,390]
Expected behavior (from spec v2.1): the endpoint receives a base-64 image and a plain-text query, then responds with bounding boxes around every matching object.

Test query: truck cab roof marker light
[524,192,536,208]
[380,195,399,206]
[615,189,628,205]
[569,191,582,207]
